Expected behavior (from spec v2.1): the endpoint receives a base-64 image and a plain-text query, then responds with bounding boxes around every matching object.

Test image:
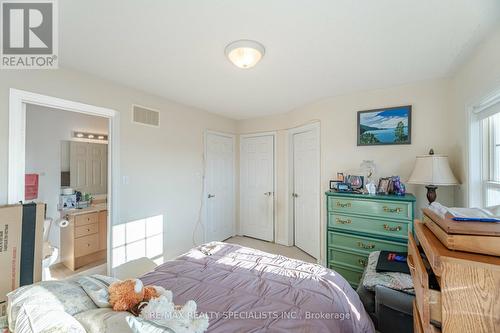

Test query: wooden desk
[409,220,500,333]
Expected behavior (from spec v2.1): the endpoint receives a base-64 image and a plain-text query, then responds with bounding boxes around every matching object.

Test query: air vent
[132,105,160,127]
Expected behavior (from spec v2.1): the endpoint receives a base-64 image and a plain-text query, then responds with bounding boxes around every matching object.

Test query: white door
[240,135,274,242]
[70,142,107,194]
[292,126,320,259]
[205,132,235,242]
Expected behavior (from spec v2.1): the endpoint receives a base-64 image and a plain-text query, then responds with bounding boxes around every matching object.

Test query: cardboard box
[0,205,22,317]
[0,203,44,317]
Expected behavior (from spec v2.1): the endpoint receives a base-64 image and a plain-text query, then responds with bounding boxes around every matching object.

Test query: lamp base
[425,185,438,205]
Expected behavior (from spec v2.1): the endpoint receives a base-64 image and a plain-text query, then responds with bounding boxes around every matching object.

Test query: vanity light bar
[74,131,108,141]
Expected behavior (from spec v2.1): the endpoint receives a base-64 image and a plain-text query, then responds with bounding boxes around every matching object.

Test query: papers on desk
[429,202,500,222]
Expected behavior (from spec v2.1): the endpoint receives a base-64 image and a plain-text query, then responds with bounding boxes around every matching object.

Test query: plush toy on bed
[108,278,209,333]
[108,278,167,313]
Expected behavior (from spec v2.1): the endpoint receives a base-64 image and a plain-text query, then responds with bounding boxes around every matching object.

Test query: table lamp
[407,149,459,205]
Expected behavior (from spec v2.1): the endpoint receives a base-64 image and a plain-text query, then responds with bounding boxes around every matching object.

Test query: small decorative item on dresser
[337,172,345,182]
[377,177,391,194]
[391,176,406,196]
[346,175,364,190]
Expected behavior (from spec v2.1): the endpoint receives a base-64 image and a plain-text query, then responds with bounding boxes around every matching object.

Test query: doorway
[8,89,119,278]
[289,123,320,259]
[240,133,276,242]
[204,131,236,242]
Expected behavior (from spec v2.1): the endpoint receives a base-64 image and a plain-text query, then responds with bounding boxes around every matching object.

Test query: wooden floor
[225,236,317,263]
[48,259,107,280]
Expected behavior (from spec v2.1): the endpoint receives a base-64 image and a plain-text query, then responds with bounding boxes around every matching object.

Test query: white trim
[8,88,120,275]
[287,122,321,261]
[468,88,500,207]
[239,132,277,242]
[203,130,236,242]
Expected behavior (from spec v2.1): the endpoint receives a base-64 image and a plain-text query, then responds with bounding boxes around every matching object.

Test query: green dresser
[326,191,416,288]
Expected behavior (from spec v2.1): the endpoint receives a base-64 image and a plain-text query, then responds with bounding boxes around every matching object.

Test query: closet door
[240,134,275,242]
[292,126,320,259]
[205,132,235,242]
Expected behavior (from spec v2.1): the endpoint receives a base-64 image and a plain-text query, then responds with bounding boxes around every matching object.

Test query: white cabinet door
[205,133,235,242]
[240,135,274,241]
[293,127,320,259]
[70,142,107,194]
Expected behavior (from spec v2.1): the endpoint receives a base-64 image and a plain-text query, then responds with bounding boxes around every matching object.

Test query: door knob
[264,192,273,196]
[208,194,216,198]
[292,193,299,198]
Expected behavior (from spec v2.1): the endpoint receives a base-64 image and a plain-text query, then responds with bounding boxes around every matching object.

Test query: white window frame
[468,87,500,207]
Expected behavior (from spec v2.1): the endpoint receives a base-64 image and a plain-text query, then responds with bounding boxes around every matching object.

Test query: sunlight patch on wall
[112,215,164,268]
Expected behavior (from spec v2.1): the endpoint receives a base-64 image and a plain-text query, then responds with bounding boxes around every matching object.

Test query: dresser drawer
[74,233,99,257]
[328,231,407,254]
[75,212,99,227]
[328,196,412,220]
[328,247,368,270]
[408,233,442,329]
[328,212,409,239]
[328,263,363,288]
[74,223,98,238]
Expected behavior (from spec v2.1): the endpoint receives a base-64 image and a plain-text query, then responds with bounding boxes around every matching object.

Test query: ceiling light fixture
[73,131,108,141]
[225,40,265,69]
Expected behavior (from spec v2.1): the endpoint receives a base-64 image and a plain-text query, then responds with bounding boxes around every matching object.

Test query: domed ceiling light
[225,40,265,69]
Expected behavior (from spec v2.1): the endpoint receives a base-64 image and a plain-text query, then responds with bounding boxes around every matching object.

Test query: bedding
[140,242,375,333]
[7,279,97,332]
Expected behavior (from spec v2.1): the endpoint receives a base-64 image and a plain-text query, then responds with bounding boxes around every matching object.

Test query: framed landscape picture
[357,105,412,146]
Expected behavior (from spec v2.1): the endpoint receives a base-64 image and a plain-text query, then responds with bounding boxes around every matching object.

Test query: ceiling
[59,0,500,120]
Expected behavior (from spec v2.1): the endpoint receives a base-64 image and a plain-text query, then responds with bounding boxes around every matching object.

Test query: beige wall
[237,78,456,261]
[1,25,498,266]
[449,27,500,207]
[0,69,237,260]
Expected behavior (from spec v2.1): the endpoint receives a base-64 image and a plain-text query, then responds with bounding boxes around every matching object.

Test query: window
[482,113,500,207]
[112,215,164,268]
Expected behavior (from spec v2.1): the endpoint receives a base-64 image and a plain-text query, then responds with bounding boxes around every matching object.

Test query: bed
[6,242,374,333]
[140,242,375,332]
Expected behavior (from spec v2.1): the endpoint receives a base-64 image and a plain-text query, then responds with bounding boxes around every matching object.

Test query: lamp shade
[407,154,459,186]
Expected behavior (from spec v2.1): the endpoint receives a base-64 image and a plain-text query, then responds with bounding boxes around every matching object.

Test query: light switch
[122,176,130,185]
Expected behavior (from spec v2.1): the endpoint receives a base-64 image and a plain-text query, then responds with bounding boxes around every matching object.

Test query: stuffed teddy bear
[140,294,209,333]
[108,278,167,312]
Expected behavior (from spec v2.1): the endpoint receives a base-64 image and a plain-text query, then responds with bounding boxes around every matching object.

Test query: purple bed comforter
[140,242,374,333]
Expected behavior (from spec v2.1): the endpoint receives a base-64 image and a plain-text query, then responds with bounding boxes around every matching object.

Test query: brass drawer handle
[383,224,402,232]
[336,202,351,208]
[335,218,352,224]
[357,241,375,249]
[407,254,416,273]
[358,258,367,267]
[383,206,402,213]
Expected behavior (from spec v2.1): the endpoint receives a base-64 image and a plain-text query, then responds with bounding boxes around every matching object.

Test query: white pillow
[15,305,86,333]
[7,280,96,332]
[78,275,119,308]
